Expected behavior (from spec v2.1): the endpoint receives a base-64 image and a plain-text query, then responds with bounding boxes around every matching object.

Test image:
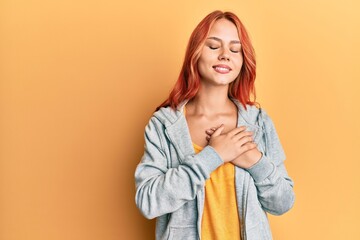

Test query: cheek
[197,53,212,74]
[234,56,244,73]
[197,59,207,77]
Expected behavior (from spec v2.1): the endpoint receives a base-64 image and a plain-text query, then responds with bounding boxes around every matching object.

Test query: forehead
[207,18,240,41]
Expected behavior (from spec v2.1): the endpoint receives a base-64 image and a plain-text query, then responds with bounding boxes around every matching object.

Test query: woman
[135,10,295,240]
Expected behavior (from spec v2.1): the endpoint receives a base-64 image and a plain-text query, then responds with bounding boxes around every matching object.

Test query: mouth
[213,64,232,74]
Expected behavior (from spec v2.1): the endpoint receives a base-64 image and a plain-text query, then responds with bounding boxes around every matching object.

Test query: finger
[206,126,219,133]
[241,142,258,152]
[205,128,215,134]
[227,126,247,136]
[237,135,255,147]
[232,131,253,141]
[212,124,224,137]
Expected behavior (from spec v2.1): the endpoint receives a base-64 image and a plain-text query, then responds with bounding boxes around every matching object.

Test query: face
[197,18,243,86]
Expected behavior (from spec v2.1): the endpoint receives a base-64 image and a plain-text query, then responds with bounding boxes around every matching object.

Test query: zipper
[258,109,268,157]
[242,174,249,240]
[197,189,205,239]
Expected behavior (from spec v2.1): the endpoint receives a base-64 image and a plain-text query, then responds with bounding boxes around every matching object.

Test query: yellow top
[184,105,241,239]
[193,143,241,240]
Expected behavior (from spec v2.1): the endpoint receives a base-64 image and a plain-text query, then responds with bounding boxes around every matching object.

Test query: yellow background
[1,0,359,239]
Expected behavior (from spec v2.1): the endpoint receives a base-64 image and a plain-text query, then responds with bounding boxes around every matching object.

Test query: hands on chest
[206,124,263,169]
[184,101,262,168]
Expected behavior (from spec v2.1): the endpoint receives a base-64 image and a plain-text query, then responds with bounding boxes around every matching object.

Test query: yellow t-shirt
[193,143,241,240]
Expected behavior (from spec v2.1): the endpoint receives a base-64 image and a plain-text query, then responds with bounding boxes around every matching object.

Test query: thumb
[211,124,224,137]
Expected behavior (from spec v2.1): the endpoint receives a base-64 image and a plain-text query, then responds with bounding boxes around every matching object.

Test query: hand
[206,125,263,168]
[207,125,256,163]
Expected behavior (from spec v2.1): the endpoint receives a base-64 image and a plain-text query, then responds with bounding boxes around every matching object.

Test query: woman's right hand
[207,125,256,163]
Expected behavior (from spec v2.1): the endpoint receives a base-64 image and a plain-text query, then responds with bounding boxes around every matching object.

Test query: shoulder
[143,108,173,150]
[151,101,187,127]
[143,103,182,136]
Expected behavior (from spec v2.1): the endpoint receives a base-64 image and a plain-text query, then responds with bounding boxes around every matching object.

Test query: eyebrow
[207,36,241,44]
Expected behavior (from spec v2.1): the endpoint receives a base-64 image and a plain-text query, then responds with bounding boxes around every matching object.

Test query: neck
[187,83,234,115]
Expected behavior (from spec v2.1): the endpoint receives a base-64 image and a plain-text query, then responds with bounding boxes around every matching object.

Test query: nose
[218,48,230,61]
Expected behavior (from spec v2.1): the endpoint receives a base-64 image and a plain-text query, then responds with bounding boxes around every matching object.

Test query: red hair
[156,10,259,111]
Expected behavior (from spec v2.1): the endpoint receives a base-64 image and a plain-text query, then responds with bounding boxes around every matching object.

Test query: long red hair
[156,10,258,111]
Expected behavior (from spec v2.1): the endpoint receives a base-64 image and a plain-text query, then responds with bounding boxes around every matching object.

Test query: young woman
[135,10,295,240]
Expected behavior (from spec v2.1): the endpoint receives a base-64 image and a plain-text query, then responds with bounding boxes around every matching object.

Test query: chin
[201,75,236,86]
[217,77,236,85]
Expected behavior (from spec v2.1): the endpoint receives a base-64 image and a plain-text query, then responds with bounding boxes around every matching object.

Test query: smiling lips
[213,64,232,74]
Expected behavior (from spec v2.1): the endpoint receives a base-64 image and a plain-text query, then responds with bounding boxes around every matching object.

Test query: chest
[163,111,266,169]
[185,113,238,148]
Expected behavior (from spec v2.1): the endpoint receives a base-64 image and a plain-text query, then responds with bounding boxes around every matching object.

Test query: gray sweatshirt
[135,98,295,240]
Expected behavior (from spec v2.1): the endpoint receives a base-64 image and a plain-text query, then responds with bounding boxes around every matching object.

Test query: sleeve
[134,117,223,219]
[245,109,295,215]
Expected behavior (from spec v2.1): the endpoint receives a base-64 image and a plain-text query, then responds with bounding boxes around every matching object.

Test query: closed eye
[209,46,240,53]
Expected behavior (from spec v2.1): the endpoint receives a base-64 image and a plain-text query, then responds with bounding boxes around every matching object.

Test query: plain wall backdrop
[1,0,360,239]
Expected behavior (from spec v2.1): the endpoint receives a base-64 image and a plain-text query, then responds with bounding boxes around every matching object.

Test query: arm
[135,117,223,219]
[245,109,295,215]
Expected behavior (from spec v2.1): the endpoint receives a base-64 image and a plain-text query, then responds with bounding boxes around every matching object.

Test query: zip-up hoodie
[135,98,295,240]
